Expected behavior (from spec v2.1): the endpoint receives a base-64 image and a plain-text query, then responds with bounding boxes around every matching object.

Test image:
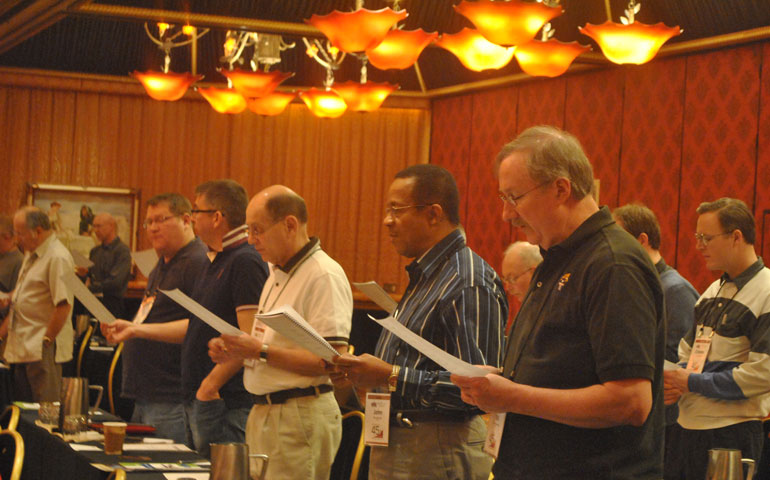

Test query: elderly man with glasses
[663,198,770,480]
[452,125,666,479]
[103,192,209,443]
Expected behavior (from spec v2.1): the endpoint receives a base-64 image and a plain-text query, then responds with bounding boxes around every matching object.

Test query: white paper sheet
[132,248,159,278]
[257,305,339,361]
[123,443,192,452]
[160,289,242,336]
[71,250,95,269]
[61,270,116,324]
[370,315,489,377]
[664,360,680,371]
[352,281,398,315]
[70,444,101,451]
[164,474,210,480]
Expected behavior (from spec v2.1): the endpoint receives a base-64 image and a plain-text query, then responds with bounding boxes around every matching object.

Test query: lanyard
[259,244,319,314]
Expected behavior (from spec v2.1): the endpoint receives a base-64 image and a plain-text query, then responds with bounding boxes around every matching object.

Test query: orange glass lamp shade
[131,70,202,101]
[306,8,407,53]
[198,87,247,114]
[366,29,438,70]
[220,69,294,98]
[246,92,296,116]
[454,0,563,46]
[333,81,397,112]
[299,88,348,118]
[435,28,515,72]
[579,21,681,65]
[514,39,590,77]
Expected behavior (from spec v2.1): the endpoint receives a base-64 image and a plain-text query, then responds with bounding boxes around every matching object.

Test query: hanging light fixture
[299,88,348,118]
[514,23,590,77]
[454,0,563,46]
[435,28,516,72]
[334,81,397,111]
[246,92,296,116]
[306,7,407,53]
[131,70,202,101]
[220,69,294,98]
[131,22,208,101]
[365,28,438,70]
[580,0,681,65]
[198,87,247,114]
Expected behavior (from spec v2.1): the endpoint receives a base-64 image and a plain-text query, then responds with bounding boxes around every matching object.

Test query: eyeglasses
[503,266,534,285]
[248,219,282,237]
[498,181,550,207]
[142,215,178,229]
[695,232,731,246]
[191,209,219,215]
[385,204,429,218]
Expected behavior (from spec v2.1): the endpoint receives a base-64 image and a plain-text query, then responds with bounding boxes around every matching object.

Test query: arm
[44,300,72,339]
[102,318,189,344]
[451,373,652,428]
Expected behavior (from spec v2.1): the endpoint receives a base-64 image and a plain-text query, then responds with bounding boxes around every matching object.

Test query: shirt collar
[545,206,615,257]
[720,257,765,289]
[655,257,670,276]
[407,229,465,280]
[278,237,321,273]
[221,225,248,251]
[33,232,57,258]
[100,236,121,250]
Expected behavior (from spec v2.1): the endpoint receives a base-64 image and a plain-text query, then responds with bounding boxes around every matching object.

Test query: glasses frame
[498,181,551,207]
[142,214,180,229]
[385,204,430,218]
[190,209,219,215]
[503,266,535,285]
[248,218,283,237]
[694,231,731,246]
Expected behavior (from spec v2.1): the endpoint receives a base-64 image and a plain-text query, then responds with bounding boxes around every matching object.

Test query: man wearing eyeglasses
[334,164,508,480]
[452,126,665,479]
[103,193,208,443]
[663,198,770,480]
[501,241,542,333]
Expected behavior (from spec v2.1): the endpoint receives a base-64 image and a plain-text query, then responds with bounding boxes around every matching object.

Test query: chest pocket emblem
[557,273,571,291]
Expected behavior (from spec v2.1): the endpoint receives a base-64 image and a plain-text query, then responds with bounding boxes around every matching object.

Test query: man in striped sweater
[664,197,770,479]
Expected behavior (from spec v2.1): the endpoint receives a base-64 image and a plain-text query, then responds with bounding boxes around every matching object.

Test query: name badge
[133,295,155,325]
[484,412,505,458]
[364,393,390,447]
[685,325,713,374]
[243,317,267,368]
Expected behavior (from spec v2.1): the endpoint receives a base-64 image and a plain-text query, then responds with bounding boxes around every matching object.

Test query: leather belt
[390,410,473,428]
[253,384,333,405]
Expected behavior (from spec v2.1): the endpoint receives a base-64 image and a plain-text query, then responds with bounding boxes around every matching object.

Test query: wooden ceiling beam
[0,0,87,54]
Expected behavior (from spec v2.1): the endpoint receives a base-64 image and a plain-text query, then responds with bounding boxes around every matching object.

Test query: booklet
[160,289,242,336]
[256,305,339,361]
[370,314,488,377]
[61,270,116,324]
[352,281,398,314]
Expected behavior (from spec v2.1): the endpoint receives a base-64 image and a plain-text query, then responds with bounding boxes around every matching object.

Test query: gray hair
[504,241,543,268]
[18,206,51,231]
[495,125,594,201]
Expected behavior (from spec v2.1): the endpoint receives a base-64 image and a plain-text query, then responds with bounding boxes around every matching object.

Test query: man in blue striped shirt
[336,164,508,480]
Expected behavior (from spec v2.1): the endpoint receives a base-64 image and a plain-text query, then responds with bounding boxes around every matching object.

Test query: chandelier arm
[143,22,164,47]
[171,29,211,48]
[604,0,612,21]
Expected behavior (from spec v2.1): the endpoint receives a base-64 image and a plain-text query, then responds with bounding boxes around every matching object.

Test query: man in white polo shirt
[209,185,352,480]
[0,206,74,401]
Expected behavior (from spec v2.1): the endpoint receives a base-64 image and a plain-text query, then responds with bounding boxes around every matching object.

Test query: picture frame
[26,183,140,259]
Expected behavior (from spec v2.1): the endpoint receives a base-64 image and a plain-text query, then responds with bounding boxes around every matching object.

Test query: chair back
[0,429,24,480]
[0,406,19,432]
[330,410,366,480]
[75,322,95,377]
[108,342,124,416]
[106,467,126,480]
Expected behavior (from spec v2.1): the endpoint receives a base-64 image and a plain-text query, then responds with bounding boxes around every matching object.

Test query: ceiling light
[220,69,294,98]
[246,92,296,116]
[333,81,397,111]
[306,7,407,53]
[435,28,516,72]
[365,29,438,70]
[454,0,563,46]
[131,70,202,101]
[299,88,348,118]
[198,87,247,114]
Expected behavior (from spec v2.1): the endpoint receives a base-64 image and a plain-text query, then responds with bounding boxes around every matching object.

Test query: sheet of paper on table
[119,462,209,472]
[72,250,95,269]
[61,271,116,324]
[369,315,489,377]
[164,473,210,480]
[132,248,159,278]
[160,289,242,336]
[12,401,39,410]
[256,305,339,362]
[70,444,101,451]
[352,281,398,315]
[123,443,192,452]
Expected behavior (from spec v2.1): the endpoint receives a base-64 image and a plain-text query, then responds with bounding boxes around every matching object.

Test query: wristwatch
[388,365,401,392]
[259,343,269,362]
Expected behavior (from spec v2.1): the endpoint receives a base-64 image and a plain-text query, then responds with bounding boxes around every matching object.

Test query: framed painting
[26,183,140,259]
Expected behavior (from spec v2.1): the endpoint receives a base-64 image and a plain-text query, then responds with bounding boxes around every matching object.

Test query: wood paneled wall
[431,41,770,294]
[0,68,431,292]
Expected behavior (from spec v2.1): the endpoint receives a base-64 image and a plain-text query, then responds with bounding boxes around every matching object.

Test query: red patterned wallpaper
[756,43,770,261]
[677,45,761,292]
[618,57,687,264]
[517,77,566,133]
[431,95,474,222]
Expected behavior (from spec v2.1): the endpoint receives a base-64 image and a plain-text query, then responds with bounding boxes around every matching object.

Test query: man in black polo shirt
[452,125,665,479]
[103,193,208,443]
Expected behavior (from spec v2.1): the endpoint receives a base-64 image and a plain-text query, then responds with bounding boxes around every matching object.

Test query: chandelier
[454,0,563,46]
[514,23,590,77]
[435,28,516,72]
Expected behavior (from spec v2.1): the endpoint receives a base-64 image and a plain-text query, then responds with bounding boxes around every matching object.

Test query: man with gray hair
[501,241,542,303]
[663,198,770,479]
[0,207,74,401]
[0,214,22,300]
[452,125,665,479]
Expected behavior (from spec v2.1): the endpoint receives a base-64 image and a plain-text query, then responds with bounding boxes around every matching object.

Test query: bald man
[76,212,131,318]
[501,241,542,303]
[209,185,352,480]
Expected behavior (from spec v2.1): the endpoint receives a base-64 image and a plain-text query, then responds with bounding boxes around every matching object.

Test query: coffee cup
[103,422,127,455]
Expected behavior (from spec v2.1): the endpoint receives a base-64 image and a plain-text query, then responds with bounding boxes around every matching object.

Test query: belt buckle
[395,412,413,429]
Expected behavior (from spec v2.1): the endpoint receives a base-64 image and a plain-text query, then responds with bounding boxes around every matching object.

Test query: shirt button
[717,303,723,308]
[275,282,279,287]
[536,282,542,288]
